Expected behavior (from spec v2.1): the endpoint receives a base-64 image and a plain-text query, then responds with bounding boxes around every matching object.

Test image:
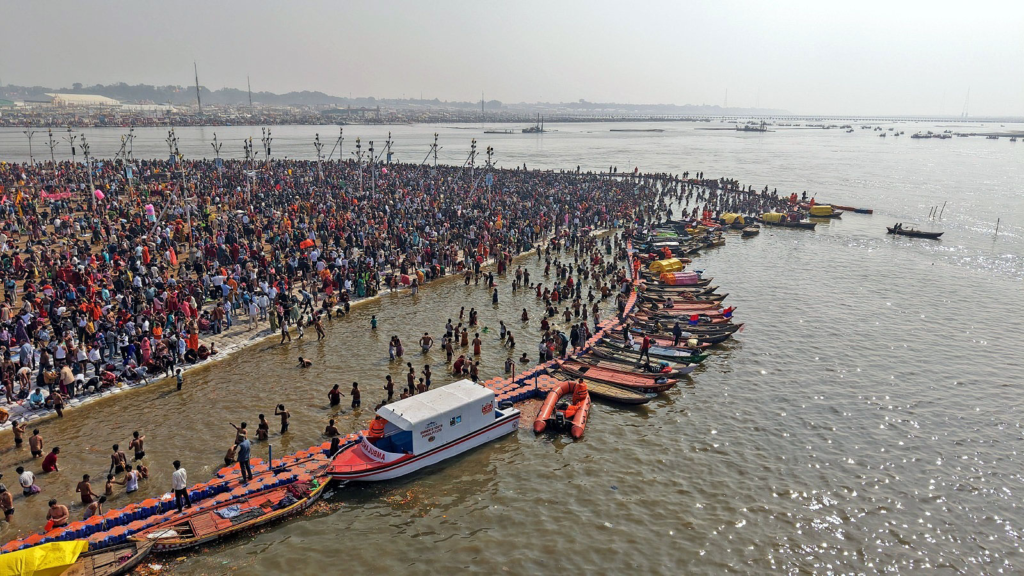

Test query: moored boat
[597,341,709,363]
[552,373,652,405]
[132,472,329,552]
[556,360,677,392]
[576,354,695,378]
[589,345,706,368]
[534,378,592,438]
[327,380,520,482]
[68,540,155,575]
[887,225,943,239]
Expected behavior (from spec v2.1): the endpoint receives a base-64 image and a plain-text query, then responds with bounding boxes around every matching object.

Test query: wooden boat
[556,360,676,393]
[761,219,817,230]
[625,325,734,345]
[638,301,721,311]
[534,379,591,438]
[577,354,696,378]
[132,472,330,552]
[886,226,943,239]
[589,346,701,369]
[832,204,874,214]
[596,341,709,363]
[629,321,741,335]
[637,309,726,321]
[741,225,760,237]
[641,284,720,296]
[639,291,724,302]
[640,294,727,307]
[67,540,155,576]
[552,373,651,405]
[603,334,711,351]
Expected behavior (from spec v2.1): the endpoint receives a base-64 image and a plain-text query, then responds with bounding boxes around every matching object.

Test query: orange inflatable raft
[533,379,591,439]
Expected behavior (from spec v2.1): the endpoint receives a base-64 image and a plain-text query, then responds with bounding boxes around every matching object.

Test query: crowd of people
[0,153,678,532]
[0,146,797,538]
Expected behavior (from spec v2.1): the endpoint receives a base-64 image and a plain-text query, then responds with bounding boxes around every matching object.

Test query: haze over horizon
[3,0,1022,117]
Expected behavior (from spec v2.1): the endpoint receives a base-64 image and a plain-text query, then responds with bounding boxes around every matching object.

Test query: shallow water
[0,121,1022,574]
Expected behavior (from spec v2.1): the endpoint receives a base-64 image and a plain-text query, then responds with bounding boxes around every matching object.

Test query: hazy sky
[3,0,1022,116]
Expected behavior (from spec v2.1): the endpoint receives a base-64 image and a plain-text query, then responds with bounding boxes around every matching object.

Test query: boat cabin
[370,379,499,456]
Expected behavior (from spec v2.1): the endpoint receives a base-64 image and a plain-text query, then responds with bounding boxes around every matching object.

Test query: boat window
[449,415,462,426]
[376,430,413,453]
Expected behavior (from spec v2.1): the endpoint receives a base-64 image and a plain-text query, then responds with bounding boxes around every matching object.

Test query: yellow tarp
[809,205,833,217]
[0,541,88,576]
[649,258,684,274]
[720,213,745,225]
[761,212,785,223]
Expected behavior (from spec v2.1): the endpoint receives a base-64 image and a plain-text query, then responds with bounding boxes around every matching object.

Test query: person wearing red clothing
[41,447,60,473]
[638,334,652,366]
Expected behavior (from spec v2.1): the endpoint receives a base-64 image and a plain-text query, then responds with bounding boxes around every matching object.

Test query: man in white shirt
[171,460,191,512]
[17,467,36,496]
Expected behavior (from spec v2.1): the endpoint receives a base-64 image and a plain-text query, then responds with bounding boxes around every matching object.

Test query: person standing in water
[129,431,146,461]
[350,382,361,408]
[275,405,290,434]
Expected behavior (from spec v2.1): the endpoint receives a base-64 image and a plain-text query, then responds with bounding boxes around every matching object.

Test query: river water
[0,122,1022,574]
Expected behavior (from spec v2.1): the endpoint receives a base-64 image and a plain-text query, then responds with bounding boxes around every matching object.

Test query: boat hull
[137,477,330,552]
[328,413,520,482]
[886,227,943,239]
[534,380,591,438]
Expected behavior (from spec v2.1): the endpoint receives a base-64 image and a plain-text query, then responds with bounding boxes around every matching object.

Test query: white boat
[327,380,520,482]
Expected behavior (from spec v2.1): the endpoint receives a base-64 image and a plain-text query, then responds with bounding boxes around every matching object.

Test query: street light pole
[243,137,256,198]
[314,133,324,183]
[211,132,224,187]
[470,138,477,179]
[46,129,58,165]
[354,138,363,195]
[63,126,78,182]
[369,141,375,196]
[261,127,272,168]
[22,130,37,166]
[81,134,93,191]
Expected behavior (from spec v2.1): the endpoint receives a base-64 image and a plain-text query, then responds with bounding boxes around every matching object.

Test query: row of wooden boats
[539,228,743,430]
[1,445,343,573]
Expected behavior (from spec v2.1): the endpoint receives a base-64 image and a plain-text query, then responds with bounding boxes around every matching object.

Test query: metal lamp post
[23,130,37,166]
[211,132,224,186]
[63,126,78,182]
[354,137,363,194]
[470,139,477,178]
[261,127,272,167]
[46,128,58,165]
[314,133,324,183]
[369,140,375,196]
[81,134,93,191]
